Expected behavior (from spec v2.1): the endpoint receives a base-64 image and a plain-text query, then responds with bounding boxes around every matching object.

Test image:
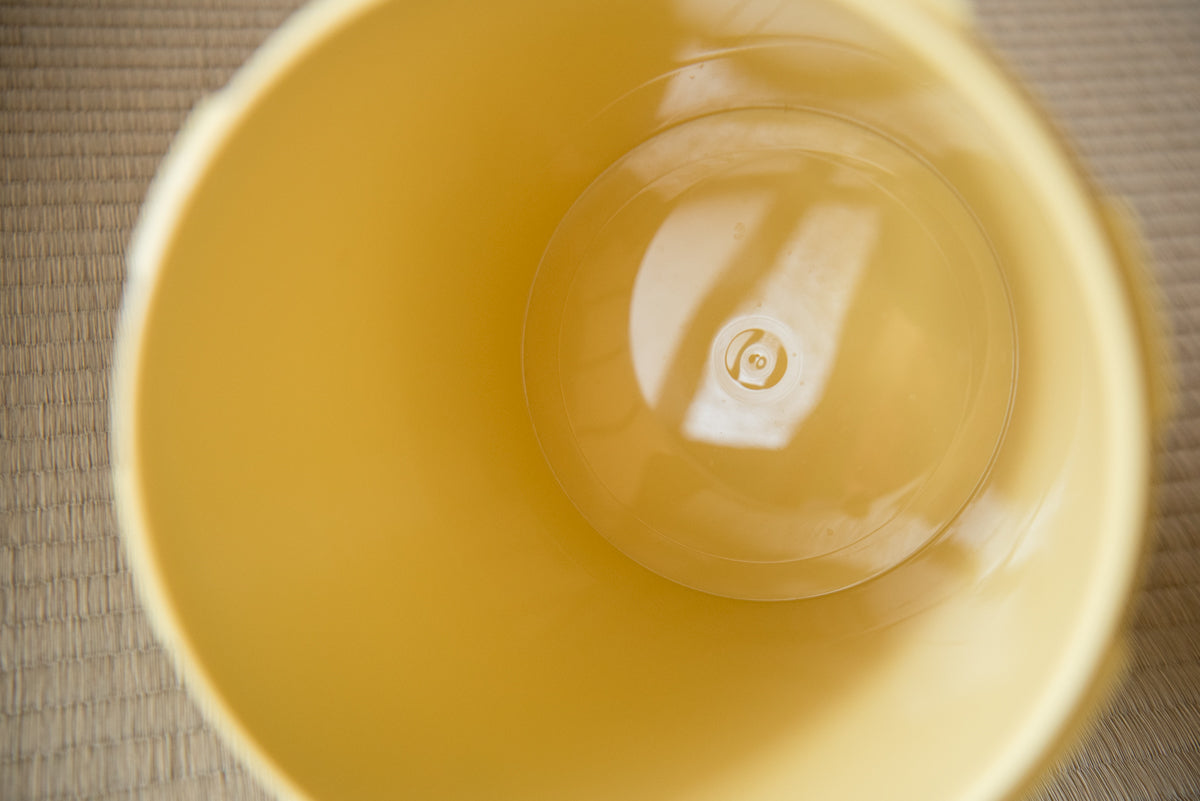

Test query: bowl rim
[110,2,1154,800]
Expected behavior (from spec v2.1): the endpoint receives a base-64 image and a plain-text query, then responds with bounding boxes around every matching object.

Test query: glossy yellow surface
[112,1,1153,800]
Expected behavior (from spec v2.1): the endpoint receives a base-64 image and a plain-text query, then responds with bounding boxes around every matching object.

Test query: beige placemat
[2,1,1197,799]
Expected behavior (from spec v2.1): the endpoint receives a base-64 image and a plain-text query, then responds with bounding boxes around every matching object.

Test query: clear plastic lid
[524,46,1016,600]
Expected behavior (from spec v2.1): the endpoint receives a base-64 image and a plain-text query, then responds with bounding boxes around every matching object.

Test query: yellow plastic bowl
[112,1,1158,799]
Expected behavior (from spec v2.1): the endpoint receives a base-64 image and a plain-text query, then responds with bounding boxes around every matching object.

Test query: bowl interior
[118,1,1149,799]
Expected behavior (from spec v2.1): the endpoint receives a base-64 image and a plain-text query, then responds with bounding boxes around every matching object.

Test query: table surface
[3,1,1198,799]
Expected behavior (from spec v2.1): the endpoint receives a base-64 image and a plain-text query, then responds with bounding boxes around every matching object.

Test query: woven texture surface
[2,1,1198,799]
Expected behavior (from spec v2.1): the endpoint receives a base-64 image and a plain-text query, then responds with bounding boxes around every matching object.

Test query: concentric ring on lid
[524,102,1016,599]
